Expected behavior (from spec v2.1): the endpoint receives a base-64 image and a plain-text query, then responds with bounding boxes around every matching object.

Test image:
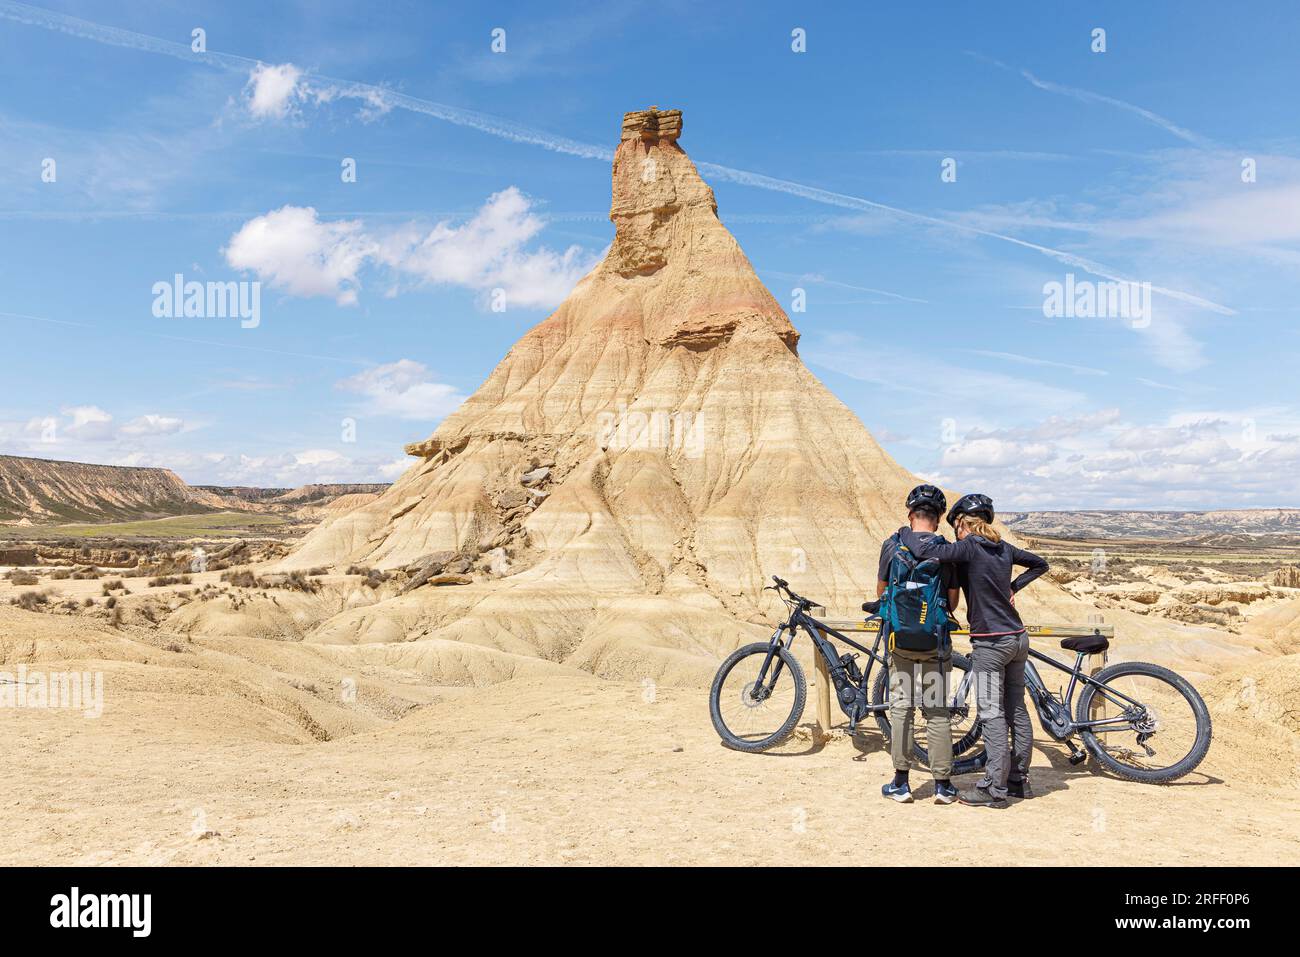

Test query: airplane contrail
[0,0,1234,315]
[968,52,1211,147]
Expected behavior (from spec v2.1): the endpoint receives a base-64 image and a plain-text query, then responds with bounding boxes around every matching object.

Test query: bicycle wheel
[872,653,986,773]
[1075,661,1212,783]
[710,642,807,752]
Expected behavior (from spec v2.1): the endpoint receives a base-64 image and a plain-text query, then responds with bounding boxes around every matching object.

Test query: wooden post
[1087,614,1109,725]
[814,637,833,742]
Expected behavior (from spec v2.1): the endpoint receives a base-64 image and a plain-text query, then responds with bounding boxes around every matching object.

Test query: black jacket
[897,529,1048,637]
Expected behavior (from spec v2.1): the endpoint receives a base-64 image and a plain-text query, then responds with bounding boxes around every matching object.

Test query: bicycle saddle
[1061,633,1109,655]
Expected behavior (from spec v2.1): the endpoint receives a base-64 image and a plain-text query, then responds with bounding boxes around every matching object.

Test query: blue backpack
[880,533,951,658]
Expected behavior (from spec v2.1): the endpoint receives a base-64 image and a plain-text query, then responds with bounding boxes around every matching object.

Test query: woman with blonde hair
[898,493,1048,808]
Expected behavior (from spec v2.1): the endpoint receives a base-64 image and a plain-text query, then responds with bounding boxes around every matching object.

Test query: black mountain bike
[992,634,1212,783]
[709,577,987,773]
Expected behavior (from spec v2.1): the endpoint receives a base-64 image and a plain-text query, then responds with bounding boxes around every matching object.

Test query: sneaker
[958,787,1007,809]
[933,780,959,805]
[881,780,914,803]
[1006,778,1032,799]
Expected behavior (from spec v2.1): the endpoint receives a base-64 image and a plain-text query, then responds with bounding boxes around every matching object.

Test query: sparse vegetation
[282,571,320,592]
[12,590,50,612]
[1,512,290,540]
[218,568,320,593]
[4,570,38,586]
[347,565,390,589]
[148,574,192,587]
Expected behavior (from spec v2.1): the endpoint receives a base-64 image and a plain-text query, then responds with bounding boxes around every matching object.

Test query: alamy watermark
[152,273,261,328]
[1,666,103,718]
[1042,273,1151,328]
[595,405,705,458]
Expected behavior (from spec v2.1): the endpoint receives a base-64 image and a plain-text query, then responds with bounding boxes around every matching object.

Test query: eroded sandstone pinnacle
[621,106,682,142]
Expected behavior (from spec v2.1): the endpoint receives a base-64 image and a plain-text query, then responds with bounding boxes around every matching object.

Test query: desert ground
[2,529,1299,867]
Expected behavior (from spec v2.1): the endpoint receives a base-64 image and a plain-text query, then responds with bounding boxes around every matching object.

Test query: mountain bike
[1005,633,1212,783]
[914,626,1212,783]
[709,576,987,773]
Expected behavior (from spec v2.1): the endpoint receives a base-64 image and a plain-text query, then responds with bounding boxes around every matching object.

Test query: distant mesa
[0,453,387,526]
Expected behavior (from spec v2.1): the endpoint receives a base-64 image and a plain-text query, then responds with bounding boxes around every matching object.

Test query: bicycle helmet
[905,484,947,516]
[946,492,995,528]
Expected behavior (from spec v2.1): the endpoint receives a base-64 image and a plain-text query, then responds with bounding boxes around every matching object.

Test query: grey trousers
[971,632,1032,798]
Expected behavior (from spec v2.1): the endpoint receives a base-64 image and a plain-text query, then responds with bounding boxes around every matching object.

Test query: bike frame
[1023,647,1148,736]
[912,639,1150,745]
[756,599,891,716]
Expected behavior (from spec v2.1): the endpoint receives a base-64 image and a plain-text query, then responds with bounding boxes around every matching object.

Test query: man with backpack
[874,485,962,805]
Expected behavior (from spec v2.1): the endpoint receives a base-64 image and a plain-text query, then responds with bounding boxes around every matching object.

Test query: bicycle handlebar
[770,575,821,610]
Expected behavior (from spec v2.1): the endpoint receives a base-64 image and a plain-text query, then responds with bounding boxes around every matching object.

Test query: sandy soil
[2,604,1296,867]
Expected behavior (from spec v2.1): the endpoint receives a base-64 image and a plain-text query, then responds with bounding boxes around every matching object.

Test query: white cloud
[114,448,396,487]
[225,206,372,305]
[337,359,467,421]
[944,438,1056,469]
[121,414,185,436]
[244,63,304,119]
[931,408,1300,509]
[60,405,115,442]
[224,189,596,310]
[379,457,412,478]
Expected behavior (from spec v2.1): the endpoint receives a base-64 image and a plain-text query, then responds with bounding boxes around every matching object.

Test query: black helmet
[905,484,947,516]
[947,492,994,528]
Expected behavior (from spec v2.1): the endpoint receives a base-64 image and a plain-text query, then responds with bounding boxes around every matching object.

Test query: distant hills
[0,454,388,525]
[1004,509,1300,542]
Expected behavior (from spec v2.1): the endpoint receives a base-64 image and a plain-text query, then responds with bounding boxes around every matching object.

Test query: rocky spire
[282,107,1039,678]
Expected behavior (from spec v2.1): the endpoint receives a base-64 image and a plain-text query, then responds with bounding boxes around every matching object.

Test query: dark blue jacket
[898,529,1048,637]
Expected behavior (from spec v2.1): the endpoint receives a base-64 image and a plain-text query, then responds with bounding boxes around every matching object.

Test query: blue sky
[1,0,1297,508]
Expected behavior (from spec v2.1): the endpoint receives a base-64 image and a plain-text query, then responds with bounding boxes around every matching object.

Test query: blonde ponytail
[959,515,1002,545]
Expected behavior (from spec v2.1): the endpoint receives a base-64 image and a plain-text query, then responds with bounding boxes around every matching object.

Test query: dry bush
[308,566,328,576]
[282,571,320,593]
[148,574,193,587]
[348,565,390,589]
[5,570,38,586]
[105,596,117,609]
[102,579,125,594]
[12,591,50,612]
[221,569,259,588]
[49,569,72,580]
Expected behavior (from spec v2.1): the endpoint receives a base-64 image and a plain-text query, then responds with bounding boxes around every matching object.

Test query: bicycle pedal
[1067,743,1088,765]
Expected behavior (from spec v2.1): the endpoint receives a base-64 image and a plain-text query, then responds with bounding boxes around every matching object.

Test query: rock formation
[283,108,1083,677]
[0,454,225,524]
